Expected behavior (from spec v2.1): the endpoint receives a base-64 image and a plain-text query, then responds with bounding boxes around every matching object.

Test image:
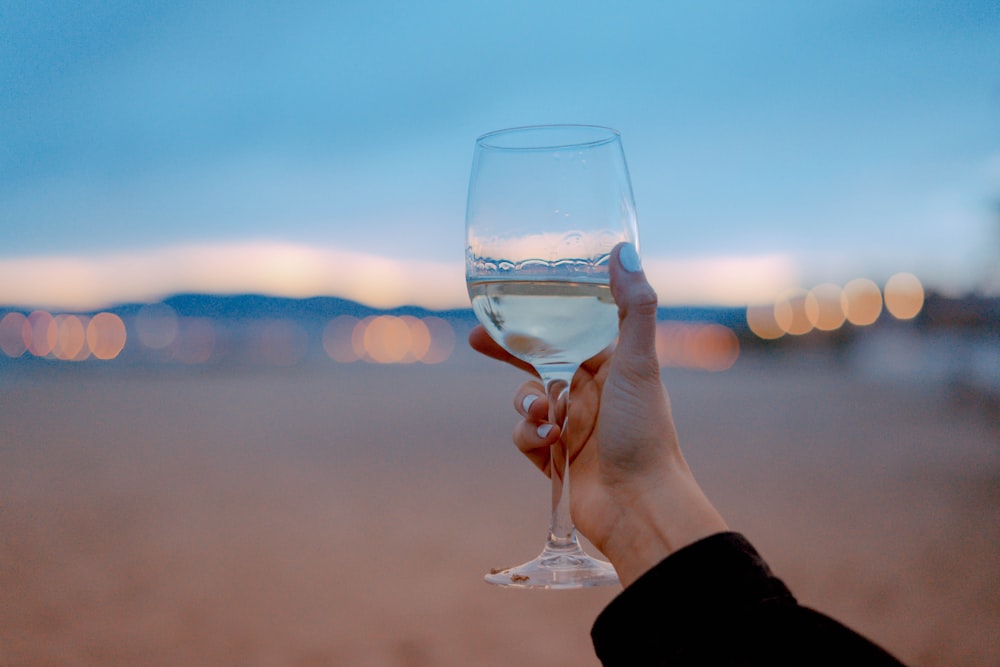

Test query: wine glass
[465,125,639,589]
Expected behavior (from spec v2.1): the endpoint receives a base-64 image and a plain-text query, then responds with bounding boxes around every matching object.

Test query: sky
[1,0,998,310]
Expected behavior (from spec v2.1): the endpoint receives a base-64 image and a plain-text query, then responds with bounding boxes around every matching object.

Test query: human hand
[469,243,727,586]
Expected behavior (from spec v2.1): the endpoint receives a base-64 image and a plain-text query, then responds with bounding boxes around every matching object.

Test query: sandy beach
[1,344,997,666]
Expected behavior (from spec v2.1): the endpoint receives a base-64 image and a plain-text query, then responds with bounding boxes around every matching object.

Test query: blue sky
[1,1,998,308]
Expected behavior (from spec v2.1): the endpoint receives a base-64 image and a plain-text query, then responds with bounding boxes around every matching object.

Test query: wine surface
[469,280,618,367]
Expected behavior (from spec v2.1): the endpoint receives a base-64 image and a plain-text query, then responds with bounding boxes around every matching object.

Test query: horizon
[0,238,989,314]
[5,271,994,370]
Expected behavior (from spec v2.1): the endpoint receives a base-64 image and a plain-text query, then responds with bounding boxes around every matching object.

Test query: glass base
[484,543,619,589]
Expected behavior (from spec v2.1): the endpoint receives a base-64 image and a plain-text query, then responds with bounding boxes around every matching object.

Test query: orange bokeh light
[655,322,686,366]
[363,315,412,363]
[26,311,58,357]
[842,278,883,326]
[689,324,740,371]
[655,322,739,371]
[53,314,88,361]
[399,316,431,363]
[350,317,370,360]
[745,304,784,340]
[774,289,813,336]
[805,283,846,331]
[326,315,455,365]
[884,272,924,320]
[87,312,127,360]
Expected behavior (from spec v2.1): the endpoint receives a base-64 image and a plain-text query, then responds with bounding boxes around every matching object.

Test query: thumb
[609,242,661,378]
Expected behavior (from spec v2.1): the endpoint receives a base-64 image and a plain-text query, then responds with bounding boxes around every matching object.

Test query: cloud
[0,241,802,311]
[644,254,801,306]
[0,242,467,312]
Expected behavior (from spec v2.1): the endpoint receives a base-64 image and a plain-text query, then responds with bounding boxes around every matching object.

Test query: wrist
[601,469,728,587]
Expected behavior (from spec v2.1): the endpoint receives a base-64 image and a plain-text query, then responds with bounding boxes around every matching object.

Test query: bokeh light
[655,322,687,367]
[87,312,127,360]
[842,278,883,326]
[884,272,924,320]
[655,322,739,371]
[323,315,455,365]
[0,312,28,357]
[419,316,456,365]
[135,303,180,350]
[171,318,216,365]
[3,310,124,361]
[773,289,813,336]
[350,317,370,361]
[689,324,740,371]
[363,315,412,363]
[745,304,785,340]
[323,315,361,362]
[399,315,431,364]
[805,283,847,331]
[26,310,57,357]
[53,314,88,361]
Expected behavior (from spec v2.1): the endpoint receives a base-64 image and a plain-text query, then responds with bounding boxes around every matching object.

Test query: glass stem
[540,367,580,552]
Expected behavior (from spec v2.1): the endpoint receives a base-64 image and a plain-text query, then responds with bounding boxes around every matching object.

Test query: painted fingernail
[536,423,554,439]
[619,243,642,273]
[522,394,537,412]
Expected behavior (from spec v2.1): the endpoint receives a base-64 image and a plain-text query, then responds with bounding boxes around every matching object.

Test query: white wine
[469,280,618,367]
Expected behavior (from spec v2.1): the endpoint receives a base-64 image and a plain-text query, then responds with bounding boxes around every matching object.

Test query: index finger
[468,325,538,376]
[581,343,614,376]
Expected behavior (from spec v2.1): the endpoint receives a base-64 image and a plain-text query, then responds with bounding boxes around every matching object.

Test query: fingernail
[522,394,537,412]
[536,423,554,439]
[619,243,642,273]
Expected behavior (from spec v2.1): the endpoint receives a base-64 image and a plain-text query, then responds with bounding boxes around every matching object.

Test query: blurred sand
[0,348,997,666]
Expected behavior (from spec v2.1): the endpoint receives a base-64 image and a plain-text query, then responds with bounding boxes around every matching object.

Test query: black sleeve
[591,532,906,666]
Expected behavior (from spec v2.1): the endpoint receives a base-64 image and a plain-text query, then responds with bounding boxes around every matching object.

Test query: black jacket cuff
[591,532,793,664]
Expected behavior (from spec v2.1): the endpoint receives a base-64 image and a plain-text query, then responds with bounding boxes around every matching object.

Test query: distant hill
[92,293,750,330]
[106,293,481,324]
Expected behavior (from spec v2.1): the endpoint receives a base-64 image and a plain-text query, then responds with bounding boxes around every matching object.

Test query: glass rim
[475,124,620,151]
